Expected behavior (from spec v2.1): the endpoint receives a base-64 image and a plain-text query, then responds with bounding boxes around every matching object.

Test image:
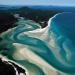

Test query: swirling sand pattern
[0,13,75,75]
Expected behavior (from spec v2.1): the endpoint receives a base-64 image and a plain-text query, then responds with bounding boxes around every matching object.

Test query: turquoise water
[0,12,75,75]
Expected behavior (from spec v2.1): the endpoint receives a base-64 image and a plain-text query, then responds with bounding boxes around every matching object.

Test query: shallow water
[0,12,75,75]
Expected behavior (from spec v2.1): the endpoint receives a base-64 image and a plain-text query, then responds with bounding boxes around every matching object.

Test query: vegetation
[0,6,61,33]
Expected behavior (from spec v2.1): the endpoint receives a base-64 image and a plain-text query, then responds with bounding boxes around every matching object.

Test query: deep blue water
[28,6,75,11]
[50,12,75,43]
[1,5,75,11]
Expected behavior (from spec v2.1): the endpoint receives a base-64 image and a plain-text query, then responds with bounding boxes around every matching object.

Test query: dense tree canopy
[0,13,17,33]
